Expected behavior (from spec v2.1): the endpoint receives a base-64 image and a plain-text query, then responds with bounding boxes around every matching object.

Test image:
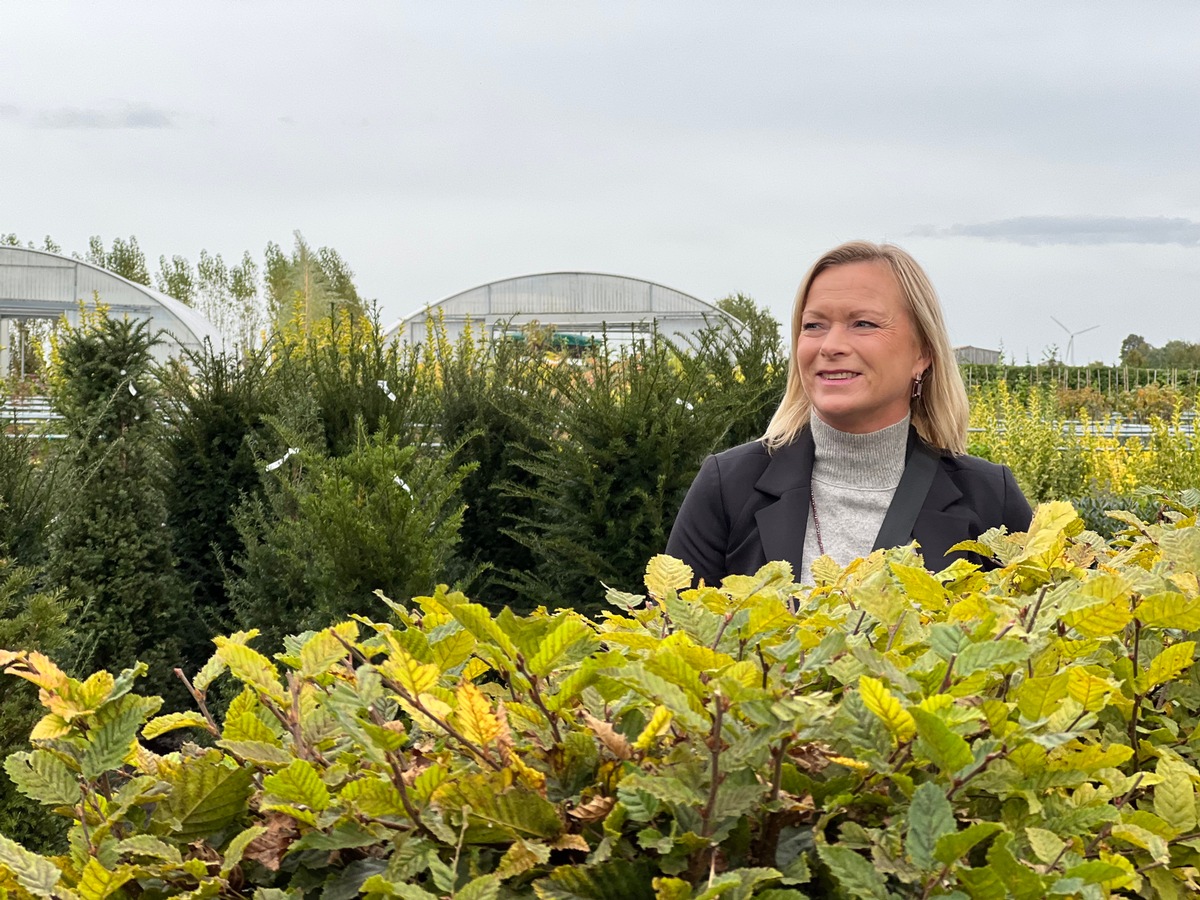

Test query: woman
[666,240,1032,586]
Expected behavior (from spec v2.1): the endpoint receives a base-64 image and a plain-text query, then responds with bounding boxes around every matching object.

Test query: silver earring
[911,374,924,399]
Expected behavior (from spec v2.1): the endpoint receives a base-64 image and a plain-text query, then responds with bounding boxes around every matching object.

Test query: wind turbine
[1051,316,1099,366]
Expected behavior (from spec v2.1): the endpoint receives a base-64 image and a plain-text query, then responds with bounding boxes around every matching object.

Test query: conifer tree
[47,312,190,705]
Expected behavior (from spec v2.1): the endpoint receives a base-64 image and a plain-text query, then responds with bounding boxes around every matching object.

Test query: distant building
[954,345,1002,365]
[383,271,742,345]
[0,246,221,373]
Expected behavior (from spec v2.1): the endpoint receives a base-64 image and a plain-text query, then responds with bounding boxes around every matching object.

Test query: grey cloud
[913,216,1200,247]
[33,104,173,129]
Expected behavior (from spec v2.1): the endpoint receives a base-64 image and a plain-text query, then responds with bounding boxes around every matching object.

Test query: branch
[514,654,563,743]
[335,633,502,771]
[173,668,221,736]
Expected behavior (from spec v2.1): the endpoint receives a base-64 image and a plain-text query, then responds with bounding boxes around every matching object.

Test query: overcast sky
[4,1,1199,363]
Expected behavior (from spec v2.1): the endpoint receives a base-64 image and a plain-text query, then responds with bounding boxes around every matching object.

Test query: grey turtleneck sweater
[801,413,910,583]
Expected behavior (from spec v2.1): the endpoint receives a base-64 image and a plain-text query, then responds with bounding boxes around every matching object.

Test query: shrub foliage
[6,502,1200,897]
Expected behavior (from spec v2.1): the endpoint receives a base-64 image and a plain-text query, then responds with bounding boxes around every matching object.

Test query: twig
[173,668,221,735]
[938,655,958,693]
[710,613,734,650]
[335,633,502,771]
[700,692,727,838]
[947,746,1007,801]
[514,654,563,743]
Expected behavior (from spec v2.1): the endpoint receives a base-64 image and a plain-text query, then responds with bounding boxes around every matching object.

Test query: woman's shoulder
[936,450,1012,480]
[712,439,773,463]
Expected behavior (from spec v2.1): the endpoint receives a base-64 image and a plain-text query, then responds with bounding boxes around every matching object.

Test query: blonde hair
[762,241,969,455]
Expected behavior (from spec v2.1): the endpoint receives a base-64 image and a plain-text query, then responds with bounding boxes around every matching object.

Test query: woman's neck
[810,412,909,489]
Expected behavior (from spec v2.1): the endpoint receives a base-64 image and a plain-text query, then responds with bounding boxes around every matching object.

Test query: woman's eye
[854,320,878,329]
[801,322,822,331]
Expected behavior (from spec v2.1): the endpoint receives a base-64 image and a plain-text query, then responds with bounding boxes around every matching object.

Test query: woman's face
[797,260,931,434]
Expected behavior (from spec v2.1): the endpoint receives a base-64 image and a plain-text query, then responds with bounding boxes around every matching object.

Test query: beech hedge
[5,501,1200,898]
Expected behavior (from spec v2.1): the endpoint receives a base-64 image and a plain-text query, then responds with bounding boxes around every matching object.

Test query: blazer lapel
[911,461,972,567]
[753,429,814,576]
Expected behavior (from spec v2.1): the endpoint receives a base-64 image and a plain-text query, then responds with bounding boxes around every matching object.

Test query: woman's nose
[819,324,849,356]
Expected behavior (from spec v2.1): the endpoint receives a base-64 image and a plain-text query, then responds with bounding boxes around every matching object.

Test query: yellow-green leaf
[859,676,916,743]
[1016,673,1068,721]
[1136,642,1196,694]
[299,627,353,678]
[911,708,973,774]
[379,641,440,697]
[1154,757,1197,834]
[1062,596,1133,638]
[527,618,594,677]
[1066,668,1115,711]
[890,563,949,608]
[645,555,694,599]
[77,858,133,900]
[455,682,502,748]
[214,639,287,704]
[262,759,330,811]
[1136,592,1200,630]
[634,706,673,751]
[143,711,210,740]
[431,629,476,671]
[1015,501,1077,563]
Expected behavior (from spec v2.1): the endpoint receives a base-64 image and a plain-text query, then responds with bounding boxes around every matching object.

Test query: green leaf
[814,844,889,900]
[533,859,657,899]
[1154,757,1197,834]
[956,865,1006,900]
[911,708,973,774]
[214,638,288,703]
[1065,860,1126,884]
[143,711,211,740]
[985,833,1044,900]
[456,875,501,900]
[604,666,708,730]
[152,750,254,842]
[907,781,956,870]
[221,825,268,877]
[192,652,227,693]
[216,739,292,767]
[933,822,1003,866]
[262,758,330,811]
[930,624,968,661]
[83,695,157,778]
[449,602,519,662]
[954,639,1031,677]
[4,750,79,806]
[115,835,182,863]
[1015,673,1068,721]
[0,833,61,898]
[1024,827,1064,864]
[360,875,439,899]
[298,627,353,678]
[528,618,595,677]
[77,857,134,900]
[1135,592,1200,630]
[1136,641,1196,693]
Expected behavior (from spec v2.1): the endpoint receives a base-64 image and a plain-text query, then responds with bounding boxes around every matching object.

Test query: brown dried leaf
[567,795,615,823]
[242,814,299,872]
[580,711,632,760]
[550,834,590,852]
[789,741,835,774]
[495,701,516,762]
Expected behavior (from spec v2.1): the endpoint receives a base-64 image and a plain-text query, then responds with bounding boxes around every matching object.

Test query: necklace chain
[809,492,825,556]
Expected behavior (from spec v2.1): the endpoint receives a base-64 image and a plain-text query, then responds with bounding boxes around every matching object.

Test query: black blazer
[665,426,1033,587]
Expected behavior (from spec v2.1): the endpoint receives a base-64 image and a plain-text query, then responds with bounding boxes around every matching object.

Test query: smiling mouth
[818,372,859,381]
